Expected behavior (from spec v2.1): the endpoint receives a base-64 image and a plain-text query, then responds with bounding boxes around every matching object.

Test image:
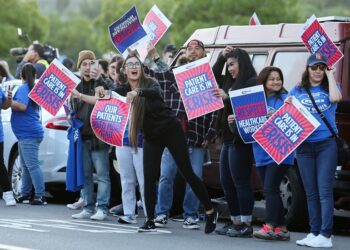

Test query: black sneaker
[215,222,235,235]
[228,223,252,237]
[138,220,157,233]
[171,214,184,222]
[240,223,253,237]
[226,224,243,237]
[30,196,47,205]
[204,209,218,234]
[183,217,200,230]
[16,195,31,204]
[154,214,168,227]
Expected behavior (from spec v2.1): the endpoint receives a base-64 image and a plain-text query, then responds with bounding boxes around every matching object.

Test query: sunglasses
[309,64,327,71]
[125,62,141,69]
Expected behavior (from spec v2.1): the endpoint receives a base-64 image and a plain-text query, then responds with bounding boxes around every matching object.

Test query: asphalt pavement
[0,200,349,250]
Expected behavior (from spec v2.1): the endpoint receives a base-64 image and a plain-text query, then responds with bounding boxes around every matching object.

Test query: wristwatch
[153,55,160,62]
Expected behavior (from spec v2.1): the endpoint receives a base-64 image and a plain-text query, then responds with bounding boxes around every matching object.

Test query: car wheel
[8,148,22,197]
[280,166,308,230]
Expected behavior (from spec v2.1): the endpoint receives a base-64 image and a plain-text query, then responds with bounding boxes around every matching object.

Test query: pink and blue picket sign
[300,15,344,66]
[108,6,147,57]
[143,5,171,46]
[252,97,320,165]
[29,59,80,116]
[173,57,224,120]
[229,85,268,143]
[91,93,130,147]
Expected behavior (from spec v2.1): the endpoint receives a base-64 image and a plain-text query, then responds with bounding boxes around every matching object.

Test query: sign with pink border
[252,97,320,164]
[91,92,130,147]
[173,57,224,120]
[300,15,344,66]
[29,59,79,116]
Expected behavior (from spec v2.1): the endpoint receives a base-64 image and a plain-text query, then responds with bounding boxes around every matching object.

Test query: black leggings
[143,121,212,220]
[0,142,11,192]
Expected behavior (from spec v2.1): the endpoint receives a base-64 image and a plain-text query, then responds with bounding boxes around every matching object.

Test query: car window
[251,54,268,74]
[272,52,309,91]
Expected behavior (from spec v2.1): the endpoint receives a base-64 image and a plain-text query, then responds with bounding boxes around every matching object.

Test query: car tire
[8,146,22,198]
[281,165,309,230]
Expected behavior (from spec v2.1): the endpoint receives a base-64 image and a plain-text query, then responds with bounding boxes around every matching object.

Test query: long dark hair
[0,64,9,78]
[21,63,37,107]
[222,48,257,92]
[299,65,329,91]
[123,55,149,149]
[257,66,287,100]
[216,48,256,136]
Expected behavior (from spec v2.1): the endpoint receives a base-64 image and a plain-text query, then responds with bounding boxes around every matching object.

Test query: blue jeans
[156,147,206,218]
[18,137,45,197]
[296,137,337,238]
[219,141,254,222]
[82,140,110,213]
[258,164,290,226]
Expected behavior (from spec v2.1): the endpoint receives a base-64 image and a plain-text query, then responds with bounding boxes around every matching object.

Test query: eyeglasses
[309,64,327,71]
[125,62,141,69]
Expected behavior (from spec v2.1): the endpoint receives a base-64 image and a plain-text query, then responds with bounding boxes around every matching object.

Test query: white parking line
[0,219,172,234]
[0,244,37,250]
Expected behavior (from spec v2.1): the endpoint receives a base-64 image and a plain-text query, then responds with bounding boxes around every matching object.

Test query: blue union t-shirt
[253,93,295,167]
[0,89,5,142]
[288,85,338,142]
[122,122,143,148]
[11,83,44,140]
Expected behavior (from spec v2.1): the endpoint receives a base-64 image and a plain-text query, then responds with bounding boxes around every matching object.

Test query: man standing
[70,50,111,221]
[15,43,49,79]
[146,40,217,230]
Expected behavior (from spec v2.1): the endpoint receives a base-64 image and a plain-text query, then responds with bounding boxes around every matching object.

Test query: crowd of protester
[0,36,342,247]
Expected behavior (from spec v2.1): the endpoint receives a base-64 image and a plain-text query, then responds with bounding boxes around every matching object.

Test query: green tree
[46,14,97,69]
[300,0,350,19]
[0,0,48,69]
[170,0,302,46]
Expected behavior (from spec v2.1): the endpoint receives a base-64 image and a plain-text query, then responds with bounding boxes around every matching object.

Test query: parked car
[173,16,350,229]
[2,80,122,205]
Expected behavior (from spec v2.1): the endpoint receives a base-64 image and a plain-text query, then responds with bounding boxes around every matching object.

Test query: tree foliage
[0,0,48,66]
[1,0,349,74]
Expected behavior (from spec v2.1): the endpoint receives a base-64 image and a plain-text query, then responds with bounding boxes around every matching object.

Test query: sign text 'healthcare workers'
[229,85,267,143]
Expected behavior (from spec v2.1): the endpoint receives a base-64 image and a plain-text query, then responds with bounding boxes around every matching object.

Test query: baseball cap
[307,53,327,66]
[163,44,177,53]
[186,39,205,50]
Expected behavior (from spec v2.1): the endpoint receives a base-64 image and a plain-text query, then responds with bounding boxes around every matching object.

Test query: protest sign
[229,85,267,143]
[252,97,320,164]
[91,92,130,147]
[173,57,224,120]
[135,5,172,61]
[108,6,148,58]
[249,12,261,25]
[29,59,79,116]
[300,15,344,66]
[143,5,171,46]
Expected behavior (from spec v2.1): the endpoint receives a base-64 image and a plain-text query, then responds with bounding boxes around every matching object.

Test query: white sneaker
[72,210,93,219]
[118,215,137,224]
[67,198,84,210]
[2,191,16,206]
[305,234,333,248]
[90,209,107,221]
[296,233,317,246]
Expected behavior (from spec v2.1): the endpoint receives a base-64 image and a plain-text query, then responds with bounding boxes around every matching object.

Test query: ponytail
[21,63,37,107]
